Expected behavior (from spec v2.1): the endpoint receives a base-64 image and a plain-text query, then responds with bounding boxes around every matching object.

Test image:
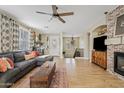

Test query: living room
[0,2,124,91]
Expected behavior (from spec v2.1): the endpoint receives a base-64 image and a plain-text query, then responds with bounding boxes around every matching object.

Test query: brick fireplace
[107,5,124,79]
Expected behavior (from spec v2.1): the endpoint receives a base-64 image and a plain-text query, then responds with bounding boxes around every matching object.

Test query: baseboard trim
[107,69,124,80]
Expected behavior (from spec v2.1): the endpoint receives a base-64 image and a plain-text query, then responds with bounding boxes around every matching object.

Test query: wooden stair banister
[73,48,84,58]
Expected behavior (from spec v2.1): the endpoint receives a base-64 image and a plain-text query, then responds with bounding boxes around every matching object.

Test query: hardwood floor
[12,57,124,88]
[55,57,124,88]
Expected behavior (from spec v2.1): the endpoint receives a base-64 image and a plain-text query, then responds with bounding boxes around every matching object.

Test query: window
[19,29,30,50]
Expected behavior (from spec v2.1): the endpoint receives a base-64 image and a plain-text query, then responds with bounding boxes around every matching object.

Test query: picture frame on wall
[115,13,124,36]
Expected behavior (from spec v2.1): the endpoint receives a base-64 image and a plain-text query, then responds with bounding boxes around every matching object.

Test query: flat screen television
[93,36,107,51]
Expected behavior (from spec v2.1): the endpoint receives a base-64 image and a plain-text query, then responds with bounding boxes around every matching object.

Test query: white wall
[47,15,107,59]
[79,33,89,59]
[47,32,90,59]
[79,35,84,48]
[60,32,63,58]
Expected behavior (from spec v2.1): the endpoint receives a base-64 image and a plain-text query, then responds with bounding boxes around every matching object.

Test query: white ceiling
[0,5,117,35]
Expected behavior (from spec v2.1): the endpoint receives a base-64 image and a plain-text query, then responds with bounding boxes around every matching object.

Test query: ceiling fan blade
[58,16,66,23]
[58,12,74,16]
[36,11,52,16]
[52,5,58,14]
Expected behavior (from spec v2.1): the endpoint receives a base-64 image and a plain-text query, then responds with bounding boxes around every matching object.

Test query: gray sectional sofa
[0,51,53,88]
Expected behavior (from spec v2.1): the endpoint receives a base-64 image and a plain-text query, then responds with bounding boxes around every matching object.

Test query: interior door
[49,35,60,56]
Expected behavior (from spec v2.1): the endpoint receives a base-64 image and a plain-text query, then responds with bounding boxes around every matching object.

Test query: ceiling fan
[36,5,74,23]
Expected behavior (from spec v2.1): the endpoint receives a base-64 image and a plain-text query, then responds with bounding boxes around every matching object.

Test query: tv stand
[92,50,107,70]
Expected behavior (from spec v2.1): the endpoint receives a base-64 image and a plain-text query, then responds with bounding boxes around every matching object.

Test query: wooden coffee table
[30,61,56,88]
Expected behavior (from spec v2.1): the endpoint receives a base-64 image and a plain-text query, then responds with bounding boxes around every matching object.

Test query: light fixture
[71,36,74,45]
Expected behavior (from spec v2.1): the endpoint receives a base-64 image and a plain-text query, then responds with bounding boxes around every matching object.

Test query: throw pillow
[0,58,7,72]
[24,54,34,60]
[6,58,14,69]
[0,57,14,70]
[31,51,38,57]
[36,51,40,56]
[2,58,12,69]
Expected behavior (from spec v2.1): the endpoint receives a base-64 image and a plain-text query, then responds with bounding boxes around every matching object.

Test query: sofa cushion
[39,55,49,58]
[25,50,31,55]
[0,67,20,86]
[14,59,36,71]
[27,59,36,65]
[13,52,25,63]
[35,56,46,62]
[35,55,53,62]
[0,53,14,62]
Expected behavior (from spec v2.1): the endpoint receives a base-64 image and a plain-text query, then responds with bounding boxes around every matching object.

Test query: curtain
[0,14,12,52]
[19,25,30,50]
[10,18,19,51]
[0,14,19,52]
[30,31,35,50]
[0,12,34,53]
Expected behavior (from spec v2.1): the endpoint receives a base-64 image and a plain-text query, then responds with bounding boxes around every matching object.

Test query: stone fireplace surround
[107,5,124,80]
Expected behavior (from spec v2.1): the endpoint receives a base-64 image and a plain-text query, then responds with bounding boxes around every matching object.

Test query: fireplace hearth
[114,52,124,76]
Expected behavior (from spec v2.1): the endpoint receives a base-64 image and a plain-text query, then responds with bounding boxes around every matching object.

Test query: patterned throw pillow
[24,54,34,60]
[0,58,7,72]
[31,51,40,57]
[31,51,38,57]
[0,57,14,71]
[36,51,40,56]
[6,58,14,69]
[2,58,11,69]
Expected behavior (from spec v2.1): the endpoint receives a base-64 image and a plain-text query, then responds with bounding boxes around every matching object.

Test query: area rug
[50,67,69,88]
[11,64,69,88]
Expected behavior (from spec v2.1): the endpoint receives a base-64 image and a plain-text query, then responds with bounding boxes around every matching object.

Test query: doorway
[63,37,79,58]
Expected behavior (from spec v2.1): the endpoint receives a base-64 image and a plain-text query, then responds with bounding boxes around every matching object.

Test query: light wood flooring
[12,57,124,88]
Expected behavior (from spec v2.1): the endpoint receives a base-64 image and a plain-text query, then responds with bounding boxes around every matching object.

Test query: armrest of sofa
[35,55,53,66]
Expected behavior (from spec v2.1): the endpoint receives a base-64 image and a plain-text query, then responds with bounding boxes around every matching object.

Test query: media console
[92,50,107,70]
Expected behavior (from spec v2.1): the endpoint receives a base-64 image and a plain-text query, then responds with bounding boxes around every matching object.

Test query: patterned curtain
[10,19,19,51]
[0,13,35,53]
[30,31,35,50]
[0,14,19,52]
[0,14,12,52]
